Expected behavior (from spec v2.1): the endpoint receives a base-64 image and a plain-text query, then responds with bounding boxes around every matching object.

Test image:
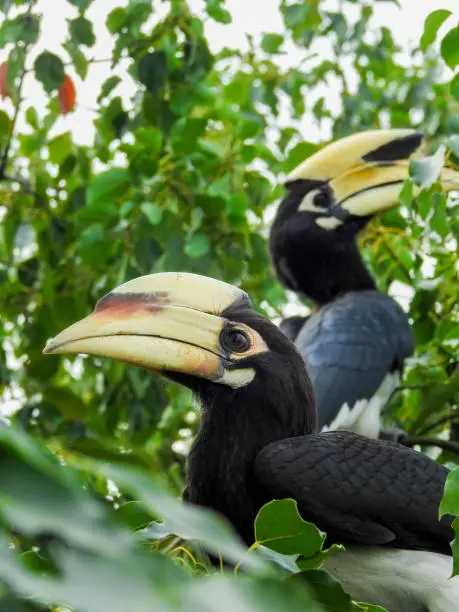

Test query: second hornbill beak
[43,272,268,389]
[286,129,459,227]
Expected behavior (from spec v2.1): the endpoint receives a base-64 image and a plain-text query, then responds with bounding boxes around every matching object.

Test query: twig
[417,413,459,437]
[400,435,459,455]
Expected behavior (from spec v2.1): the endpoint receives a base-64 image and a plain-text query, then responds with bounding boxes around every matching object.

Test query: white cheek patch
[298,190,328,214]
[316,216,343,230]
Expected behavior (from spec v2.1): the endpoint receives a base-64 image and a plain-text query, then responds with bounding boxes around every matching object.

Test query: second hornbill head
[269,129,459,301]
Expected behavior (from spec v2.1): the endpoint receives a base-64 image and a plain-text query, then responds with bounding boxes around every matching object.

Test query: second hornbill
[269,129,459,438]
[44,272,458,612]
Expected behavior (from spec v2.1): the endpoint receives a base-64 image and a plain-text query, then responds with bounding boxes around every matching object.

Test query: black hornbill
[44,272,458,611]
[269,129,459,438]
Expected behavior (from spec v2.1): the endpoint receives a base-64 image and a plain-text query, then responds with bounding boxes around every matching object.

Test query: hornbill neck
[271,221,377,307]
[185,340,314,545]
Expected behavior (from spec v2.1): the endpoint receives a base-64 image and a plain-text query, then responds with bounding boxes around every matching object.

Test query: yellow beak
[288,129,459,219]
[43,272,260,389]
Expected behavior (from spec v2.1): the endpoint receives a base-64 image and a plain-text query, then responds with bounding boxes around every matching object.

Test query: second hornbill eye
[314,191,330,208]
[220,327,251,354]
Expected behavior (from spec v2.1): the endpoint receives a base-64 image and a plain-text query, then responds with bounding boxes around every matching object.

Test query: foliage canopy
[0,0,458,610]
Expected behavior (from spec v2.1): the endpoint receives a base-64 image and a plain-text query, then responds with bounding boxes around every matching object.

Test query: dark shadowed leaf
[34,52,65,92]
[137,51,168,95]
[69,16,95,47]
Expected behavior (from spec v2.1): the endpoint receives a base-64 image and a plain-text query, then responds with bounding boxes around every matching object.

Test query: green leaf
[137,51,168,95]
[285,142,318,173]
[451,73,459,102]
[69,16,95,47]
[86,168,131,207]
[66,0,92,9]
[430,193,449,238]
[184,234,210,259]
[398,179,413,210]
[106,6,127,33]
[410,144,445,189]
[88,461,269,573]
[206,0,232,24]
[63,41,88,80]
[48,132,73,165]
[34,51,65,92]
[140,202,163,226]
[255,499,325,556]
[440,27,459,70]
[440,467,459,516]
[420,9,452,52]
[0,110,10,146]
[261,33,284,54]
[97,75,121,103]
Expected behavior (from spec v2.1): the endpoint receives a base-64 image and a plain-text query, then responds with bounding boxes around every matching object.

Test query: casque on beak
[288,129,459,221]
[43,272,260,389]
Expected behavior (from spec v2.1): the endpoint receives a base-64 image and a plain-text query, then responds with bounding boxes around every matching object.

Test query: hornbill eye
[314,191,330,208]
[220,327,251,354]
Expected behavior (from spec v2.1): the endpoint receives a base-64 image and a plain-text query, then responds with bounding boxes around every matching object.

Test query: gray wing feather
[255,432,453,554]
[295,291,414,430]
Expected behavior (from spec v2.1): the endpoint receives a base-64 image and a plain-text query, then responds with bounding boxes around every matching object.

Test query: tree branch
[417,413,459,437]
[400,435,459,455]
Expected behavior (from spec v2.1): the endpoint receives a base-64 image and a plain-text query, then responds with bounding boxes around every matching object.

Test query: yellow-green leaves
[420,9,452,52]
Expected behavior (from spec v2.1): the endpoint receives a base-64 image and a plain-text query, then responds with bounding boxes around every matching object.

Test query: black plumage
[45,270,457,610]
[184,302,451,554]
[269,154,416,436]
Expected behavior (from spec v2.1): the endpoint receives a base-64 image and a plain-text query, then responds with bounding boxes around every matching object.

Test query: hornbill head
[269,129,459,298]
[43,272,315,435]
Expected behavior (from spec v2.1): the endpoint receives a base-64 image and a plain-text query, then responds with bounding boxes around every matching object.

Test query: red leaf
[58,75,76,115]
[0,62,9,99]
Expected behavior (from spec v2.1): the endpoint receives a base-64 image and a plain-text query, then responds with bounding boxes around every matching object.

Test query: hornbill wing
[255,431,453,555]
[279,316,310,342]
[295,291,414,431]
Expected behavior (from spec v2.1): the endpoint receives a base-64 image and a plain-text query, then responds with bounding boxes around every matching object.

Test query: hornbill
[269,129,459,438]
[44,271,458,612]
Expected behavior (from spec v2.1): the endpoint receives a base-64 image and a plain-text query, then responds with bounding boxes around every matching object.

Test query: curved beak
[287,129,459,219]
[43,272,254,388]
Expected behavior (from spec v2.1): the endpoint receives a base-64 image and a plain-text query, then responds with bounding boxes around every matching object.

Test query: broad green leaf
[86,167,130,207]
[255,499,325,556]
[141,202,163,225]
[69,16,95,47]
[440,27,459,70]
[261,33,284,54]
[63,40,88,79]
[106,7,127,33]
[34,51,65,92]
[285,142,318,173]
[420,9,452,52]
[410,145,445,189]
[184,234,210,258]
[137,51,168,95]
[48,131,73,165]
